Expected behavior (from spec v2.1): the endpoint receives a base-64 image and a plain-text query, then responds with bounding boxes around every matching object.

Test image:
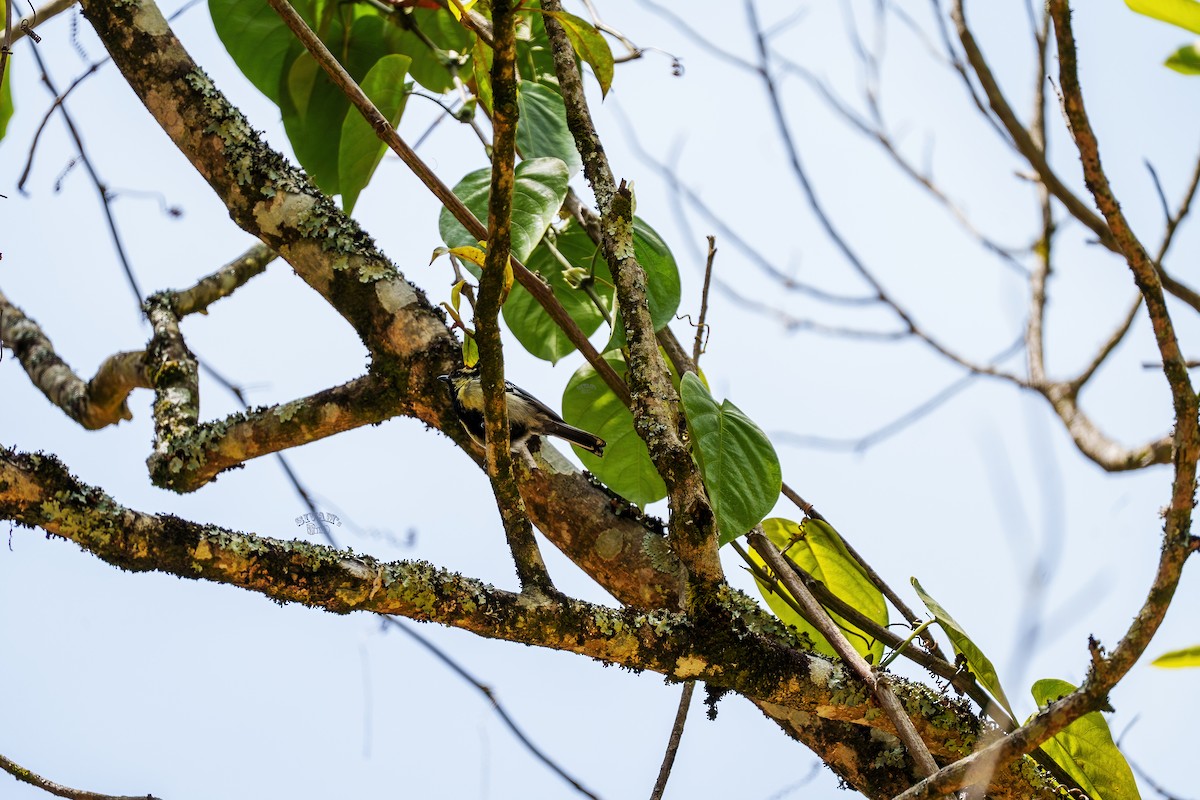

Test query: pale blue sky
[2,2,1197,798]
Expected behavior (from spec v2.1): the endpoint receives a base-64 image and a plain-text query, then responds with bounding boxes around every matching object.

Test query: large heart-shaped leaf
[213,1,419,197]
[605,218,682,351]
[339,54,412,214]
[1031,679,1141,800]
[516,81,582,174]
[679,373,780,545]
[912,578,1015,718]
[504,221,614,363]
[562,355,665,507]
[209,0,308,102]
[749,518,887,662]
[439,157,570,263]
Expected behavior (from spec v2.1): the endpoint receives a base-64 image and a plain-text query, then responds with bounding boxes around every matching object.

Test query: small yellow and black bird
[440,366,606,458]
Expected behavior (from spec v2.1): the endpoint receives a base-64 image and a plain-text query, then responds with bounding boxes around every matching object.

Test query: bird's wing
[505,379,568,426]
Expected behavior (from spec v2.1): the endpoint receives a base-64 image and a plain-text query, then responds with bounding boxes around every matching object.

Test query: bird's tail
[546,422,606,456]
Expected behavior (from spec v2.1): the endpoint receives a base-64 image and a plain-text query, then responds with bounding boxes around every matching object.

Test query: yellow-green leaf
[912,578,1015,718]
[544,10,614,97]
[0,62,13,144]
[1127,0,1200,34]
[1152,644,1200,667]
[1166,41,1200,73]
[749,518,887,662]
[1031,679,1141,800]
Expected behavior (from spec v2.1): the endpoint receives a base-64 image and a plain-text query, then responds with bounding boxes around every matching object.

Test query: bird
[439,366,606,460]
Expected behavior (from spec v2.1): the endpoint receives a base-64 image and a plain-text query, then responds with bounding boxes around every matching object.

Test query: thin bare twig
[647,681,694,800]
[773,55,1029,277]
[613,106,879,308]
[0,0,74,44]
[692,236,715,365]
[743,1,1023,384]
[773,369,976,452]
[950,0,1115,252]
[1071,145,1200,390]
[0,751,160,800]
[895,6,1200,795]
[382,617,601,799]
[24,40,144,312]
[476,0,555,596]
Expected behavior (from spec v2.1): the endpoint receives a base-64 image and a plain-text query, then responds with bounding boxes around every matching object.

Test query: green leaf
[396,7,472,93]
[516,3,559,87]
[214,0,426,195]
[1126,0,1200,34]
[503,221,614,363]
[0,63,13,144]
[562,354,666,507]
[1031,679,1141,800]
[1166,41,1200,73]
[749,518,887,662]
[604,218,682,351]
[439,157,570,263]
[516,81,582,174]
[209,0,307,102]
[911,578,1015,718]
[339,54,412,214]
[281,51,350,193]
[1152,644,1200,667]
[679,373,781,545]
[471,35,494,115]
[544,10,614,96]
[277,12,396,196]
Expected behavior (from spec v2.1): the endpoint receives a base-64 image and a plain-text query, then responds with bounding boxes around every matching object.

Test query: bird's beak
[437,374,450,383]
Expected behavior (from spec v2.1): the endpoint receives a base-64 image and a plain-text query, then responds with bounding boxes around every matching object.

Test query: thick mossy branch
[57,0,692,619]
[474,0,553,595]
[0,444,1061,799]
[145,294,200,478]
[1,445,1038,778]
[542,1,722,592]
[0,288,151,430]
[169,241,277,317]
[146,373,401,491]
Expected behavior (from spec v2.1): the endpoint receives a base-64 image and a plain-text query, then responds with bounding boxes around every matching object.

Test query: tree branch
[543,0,723,592]
[950,0,1115,251]
[892,6,1200,795]
[648,681,694,800]
[475,0,554,596]
[749,531,939,781]
[0,288,150,429]
[0,751,160,800]
[0,444,1059,800]
[168,241,276,317]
